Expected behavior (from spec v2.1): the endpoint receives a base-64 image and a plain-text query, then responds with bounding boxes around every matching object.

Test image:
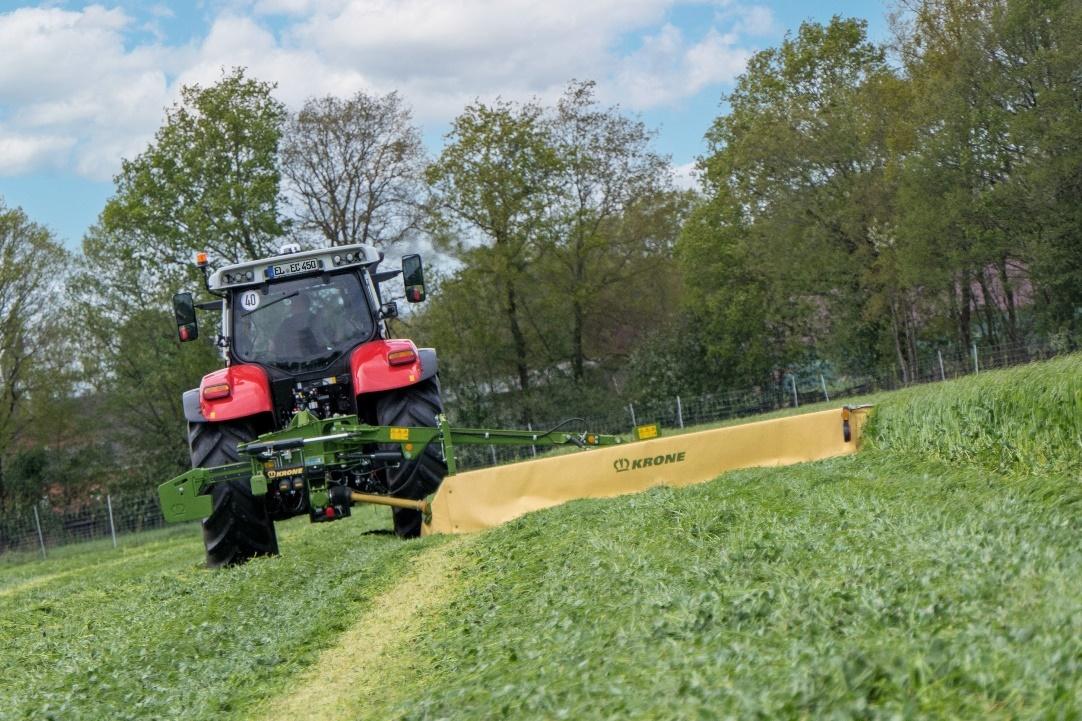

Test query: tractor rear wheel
[188,420,279,568]
[375,377,448,538]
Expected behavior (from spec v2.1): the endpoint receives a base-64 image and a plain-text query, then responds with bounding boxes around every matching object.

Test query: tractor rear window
[231,273,374,372]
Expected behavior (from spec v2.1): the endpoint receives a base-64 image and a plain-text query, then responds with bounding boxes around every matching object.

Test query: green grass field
[1,355,1079,720]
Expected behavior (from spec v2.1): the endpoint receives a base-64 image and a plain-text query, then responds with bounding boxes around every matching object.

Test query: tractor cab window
[231,273,373,372]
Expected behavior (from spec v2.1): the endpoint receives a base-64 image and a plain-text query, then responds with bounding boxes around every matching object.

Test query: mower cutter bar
[158,410,627,524]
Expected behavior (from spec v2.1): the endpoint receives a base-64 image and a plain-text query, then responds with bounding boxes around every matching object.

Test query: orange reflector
[203,383,231,400]
[387,349,417,366]
[195,251,208,267]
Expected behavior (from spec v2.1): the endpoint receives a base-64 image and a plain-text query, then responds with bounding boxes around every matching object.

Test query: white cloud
[672,160,702,191]
[0,132,75,175]
[0,1,771,180]
[176,14,370,106]
[615,24,750,107]
[0,5,173,179]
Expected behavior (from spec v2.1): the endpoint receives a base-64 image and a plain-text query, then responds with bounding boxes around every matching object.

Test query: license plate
[267,258,322,278]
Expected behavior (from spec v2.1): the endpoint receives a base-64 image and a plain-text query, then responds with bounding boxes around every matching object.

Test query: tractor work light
[387,349,417,366]
[333,251,362,266]
[203,383,231,400]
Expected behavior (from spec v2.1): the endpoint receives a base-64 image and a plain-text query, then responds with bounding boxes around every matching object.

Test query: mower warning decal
[389,427,410,441]
[613,451,686,473]
[240,290,260,311]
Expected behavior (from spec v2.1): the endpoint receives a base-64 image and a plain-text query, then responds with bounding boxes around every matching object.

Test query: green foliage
[0,200,70,508]
[64,68,292,495]
[426,97,560,407]
[866,354,1082,475]
[420,83,685,421]
[684,17,902,385]
[102,67,288,266]
[685,2,1082,388]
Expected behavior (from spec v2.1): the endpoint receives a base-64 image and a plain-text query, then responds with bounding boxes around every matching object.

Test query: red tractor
[172,243,444,567]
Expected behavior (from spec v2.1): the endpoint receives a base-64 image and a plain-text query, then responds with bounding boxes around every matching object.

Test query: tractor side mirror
[173,292,199,342]
[402,254,426,303]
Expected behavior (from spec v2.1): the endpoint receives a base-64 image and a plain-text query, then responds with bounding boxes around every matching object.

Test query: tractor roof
[207,243,381,291]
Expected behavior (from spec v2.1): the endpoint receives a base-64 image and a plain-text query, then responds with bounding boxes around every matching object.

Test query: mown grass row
[0,506,441,721]
[361,356,1082,719]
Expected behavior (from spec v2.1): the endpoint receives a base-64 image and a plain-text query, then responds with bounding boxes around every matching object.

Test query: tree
[72,67,288,493]
[102,67,288,269]
[547,81,677,381]
[688,17,906,382]
[71,223,221,492]
[0,200,68,507]
[426,99,561,401]
[282,91,426,248]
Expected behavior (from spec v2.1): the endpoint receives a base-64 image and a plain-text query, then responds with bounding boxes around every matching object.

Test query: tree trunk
[505,280,529,395]
[957,271,973,349]
[889,297,909,384]
[571,299,584,382]
[996,255,1021,347]
[976,270,999,346]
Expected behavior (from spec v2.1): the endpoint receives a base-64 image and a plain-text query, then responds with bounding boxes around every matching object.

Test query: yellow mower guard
[423,406,871,535]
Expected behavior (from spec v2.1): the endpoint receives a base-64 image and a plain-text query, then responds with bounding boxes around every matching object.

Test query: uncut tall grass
[865,353,1082,475]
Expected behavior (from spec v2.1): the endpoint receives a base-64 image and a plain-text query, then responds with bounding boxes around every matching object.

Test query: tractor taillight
[203,383,231,400]
[387,349,416,366]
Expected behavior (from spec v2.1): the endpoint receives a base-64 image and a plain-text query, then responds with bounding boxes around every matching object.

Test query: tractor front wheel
[375,377,448,538]
[188,420,279,568]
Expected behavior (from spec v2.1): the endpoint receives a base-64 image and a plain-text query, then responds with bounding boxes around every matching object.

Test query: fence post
[819,374,830,402]
[937,349,946,381]
[527,423,537,458]
[490,446,498,466]
[675,396,684,429]
[107,494,118,549]
[972,343,979,374]
[628,403,637,429]
[789,375,799,408]
[33,507,46,560]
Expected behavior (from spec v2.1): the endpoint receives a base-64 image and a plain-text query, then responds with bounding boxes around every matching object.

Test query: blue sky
[0,1,889,248]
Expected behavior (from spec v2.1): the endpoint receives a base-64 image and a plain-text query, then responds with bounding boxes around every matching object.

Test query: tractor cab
[171,243,434,428]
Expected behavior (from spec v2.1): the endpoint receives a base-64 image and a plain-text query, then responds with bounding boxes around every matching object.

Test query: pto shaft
[350,492,429,513]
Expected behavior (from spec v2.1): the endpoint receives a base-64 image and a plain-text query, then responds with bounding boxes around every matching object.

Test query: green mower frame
[159,410,627,526]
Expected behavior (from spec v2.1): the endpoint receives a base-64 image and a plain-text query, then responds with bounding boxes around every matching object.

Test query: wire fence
[2,332,1077,561]
[452,333,1079,470]
[0,491,169,559]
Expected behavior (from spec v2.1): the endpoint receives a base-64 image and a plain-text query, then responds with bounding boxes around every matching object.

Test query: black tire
[375,377,448,538]
[188,420,279,568]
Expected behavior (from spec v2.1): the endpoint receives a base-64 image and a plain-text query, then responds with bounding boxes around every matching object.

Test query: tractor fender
[182,388,206,423]
[198,364,273,423]
[351,339,437,394]
[418,348,438,381]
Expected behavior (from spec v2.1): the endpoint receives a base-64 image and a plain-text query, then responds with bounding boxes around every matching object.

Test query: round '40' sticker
[240,290,260,311]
